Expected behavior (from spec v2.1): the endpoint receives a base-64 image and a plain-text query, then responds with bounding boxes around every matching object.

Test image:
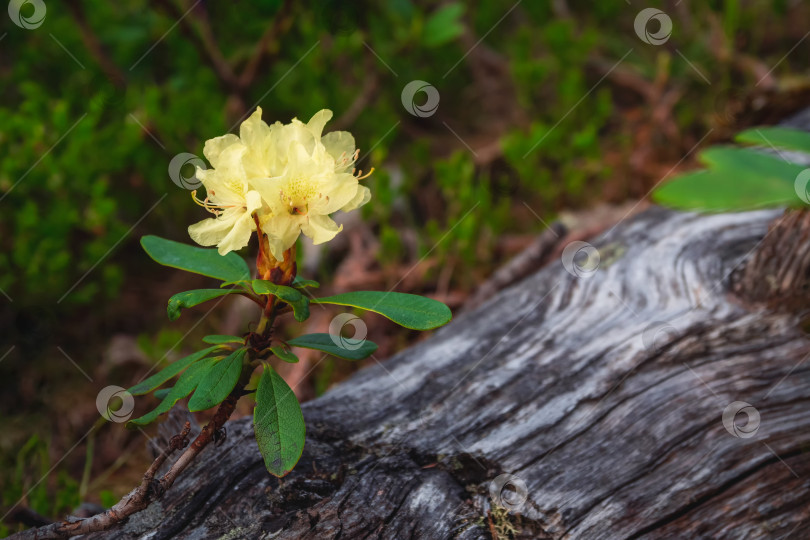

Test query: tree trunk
[74,201,809,539]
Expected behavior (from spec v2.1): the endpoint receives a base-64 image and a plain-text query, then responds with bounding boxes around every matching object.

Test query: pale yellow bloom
[187,137,263,255]
[188,107,371,258]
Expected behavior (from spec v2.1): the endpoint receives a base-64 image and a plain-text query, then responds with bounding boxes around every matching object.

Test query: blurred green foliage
[654,127,810,211]
[1,0,804,304]
[0,435,80,532]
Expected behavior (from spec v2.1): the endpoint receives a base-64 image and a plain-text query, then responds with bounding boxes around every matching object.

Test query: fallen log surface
[69,202,808,540]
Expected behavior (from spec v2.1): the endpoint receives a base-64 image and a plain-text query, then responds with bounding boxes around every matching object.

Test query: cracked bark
[68,199,810,539]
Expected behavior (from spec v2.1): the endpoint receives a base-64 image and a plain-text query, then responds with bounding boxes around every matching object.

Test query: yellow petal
[203,134,241,169]
[276,119,317,157]
[301,214,342,245]
[341,184,371,212]
[188,209,241,248]
[245,190,263,213]
[215,143,248,178]
[313,173,359,214]
[240,108,276,178]
[216,212,256,255]
[322,131,355,171]
[306,109,333,139]
[250,176,287,215]
[287,140,318,172]
[239,107,270,147]
[260,214,303,260]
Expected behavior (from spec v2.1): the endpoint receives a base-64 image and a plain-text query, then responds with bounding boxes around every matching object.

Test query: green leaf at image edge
[736,127,810,154]
[286,333,377,361]
[141,235,250,282]
[188,349,246,412]
[254,366,306,477]
[127,357,218,427]
[312,291,452,330]
[167,289,240,321]
[127,345,221,396]
[653,147,805,211]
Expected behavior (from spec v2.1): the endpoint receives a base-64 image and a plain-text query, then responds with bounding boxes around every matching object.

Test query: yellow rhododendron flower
[187,138,263,256]
[188,107,371,259]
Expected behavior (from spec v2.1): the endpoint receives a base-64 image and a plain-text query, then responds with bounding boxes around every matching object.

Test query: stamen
[334,149,360,172]
[190,190,243,217]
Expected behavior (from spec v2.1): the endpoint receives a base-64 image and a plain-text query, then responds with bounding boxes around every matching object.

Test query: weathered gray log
[70,202,809,540]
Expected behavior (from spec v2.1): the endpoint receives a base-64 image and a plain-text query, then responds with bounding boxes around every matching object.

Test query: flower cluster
[188,108,371,259]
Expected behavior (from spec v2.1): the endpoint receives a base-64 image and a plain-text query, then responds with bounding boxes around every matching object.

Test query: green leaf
[736,127,810,154]
[127,345,220,396]
[270,346,299,363]
[423,3,465,47]
[252,280,311,322]
[653,147,805,211]
[141,235,250,282]
[167,289,240,321]
[202,334,244,345]
[187,349,246,412]
[286,333,377,361]
[253,366,306,477]
[292,276,320,289]
[127,357,218,426]
[220,279,253,289]
[312,291,452,330]
[153,388,172,400]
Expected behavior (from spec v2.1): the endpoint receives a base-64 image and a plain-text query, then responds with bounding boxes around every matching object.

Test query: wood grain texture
[77,203,810,539]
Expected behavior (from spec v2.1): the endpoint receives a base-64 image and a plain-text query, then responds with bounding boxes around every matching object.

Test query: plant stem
[256,310,271,335]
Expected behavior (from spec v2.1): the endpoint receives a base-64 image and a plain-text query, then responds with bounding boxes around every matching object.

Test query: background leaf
[653,147,805,211]
[312,291,452,330]
[423,3,465,47]
[141,235,250,282]
[167,289,240,321]
[187,349,246,412]
[736,127,810,153]
[253,366,306,477]
[286,333,377,361]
